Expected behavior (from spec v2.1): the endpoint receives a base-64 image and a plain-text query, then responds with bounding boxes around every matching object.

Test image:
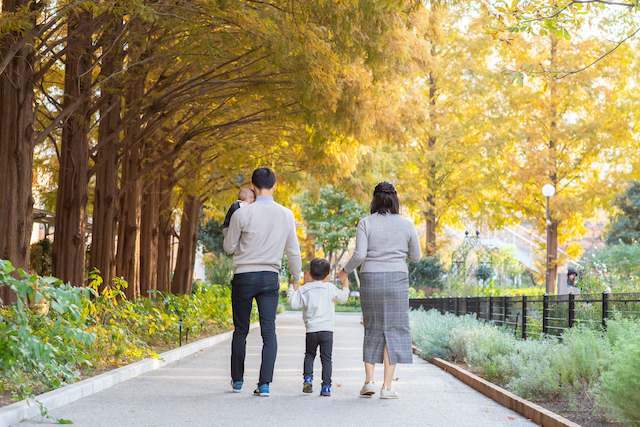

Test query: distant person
[288,258,350,397]
[338,181,421,399]
[222,187,255,237]
[224,167,302,397]
[567,268,582,294]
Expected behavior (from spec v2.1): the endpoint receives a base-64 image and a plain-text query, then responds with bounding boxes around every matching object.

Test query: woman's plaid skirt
[360,271,413,364]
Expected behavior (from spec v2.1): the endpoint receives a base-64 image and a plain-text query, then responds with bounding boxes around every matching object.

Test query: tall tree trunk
[116,142,142,299]
[172,195,203,295]
[52,9,93,287]
[0,0,36,303]
[115,62,146,299]
[157,174,174,293]
[140,176,160,297]
[90,17,122,287]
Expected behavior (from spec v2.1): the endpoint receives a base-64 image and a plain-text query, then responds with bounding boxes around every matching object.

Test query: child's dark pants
[304,331,333,386]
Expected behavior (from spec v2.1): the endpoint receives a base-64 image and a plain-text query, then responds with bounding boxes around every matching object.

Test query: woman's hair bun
[373,181,396,195]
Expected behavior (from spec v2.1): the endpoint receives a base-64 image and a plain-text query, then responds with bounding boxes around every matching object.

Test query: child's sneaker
[303,376,313,393]
[254,383,269,397]
[321,385,331,396]
[231,380,243,393]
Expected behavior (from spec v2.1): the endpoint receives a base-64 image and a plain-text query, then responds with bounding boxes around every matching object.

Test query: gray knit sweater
[343,213,421,274]
[223,197,302,284]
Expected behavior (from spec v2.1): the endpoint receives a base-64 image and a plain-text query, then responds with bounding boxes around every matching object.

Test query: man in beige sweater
[223,166,302,397]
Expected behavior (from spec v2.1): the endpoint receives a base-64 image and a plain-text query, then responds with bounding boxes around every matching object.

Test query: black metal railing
[409,291,640,339]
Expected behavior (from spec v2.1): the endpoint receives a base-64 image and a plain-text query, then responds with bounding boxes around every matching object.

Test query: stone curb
[1,323,259,427]
[413,347,582,427]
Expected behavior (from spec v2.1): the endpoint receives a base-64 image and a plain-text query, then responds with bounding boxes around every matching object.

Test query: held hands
[337,269,349,287]
[290,279,300,291]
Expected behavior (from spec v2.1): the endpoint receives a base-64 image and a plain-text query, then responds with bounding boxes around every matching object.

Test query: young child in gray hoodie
[287,258,350,396]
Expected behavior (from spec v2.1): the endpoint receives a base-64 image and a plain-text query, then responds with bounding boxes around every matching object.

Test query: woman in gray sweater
[338,181,421,399]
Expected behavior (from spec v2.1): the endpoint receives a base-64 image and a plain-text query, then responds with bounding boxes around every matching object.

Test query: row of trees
[338,3,640,291]
[0,0,422,302]
[2,0,639,299]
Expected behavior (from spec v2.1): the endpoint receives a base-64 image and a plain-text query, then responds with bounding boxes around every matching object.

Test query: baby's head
[309,258,331,282]
[238,187,256,204]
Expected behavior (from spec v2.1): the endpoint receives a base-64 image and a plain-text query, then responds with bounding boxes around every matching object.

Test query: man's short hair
[238,187,255,202]
[309,258,331,280]
[252,167,277,190]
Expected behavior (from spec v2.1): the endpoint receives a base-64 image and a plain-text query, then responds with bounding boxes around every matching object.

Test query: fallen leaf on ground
[194,354,198,357]
[486,409,491,412]
[508,416,515,420]
[393,377,399,381]
[336,384,341,387]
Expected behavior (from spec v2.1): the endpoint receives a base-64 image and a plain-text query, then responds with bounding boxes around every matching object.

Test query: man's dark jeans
[304,331,333,387]
[231,271,279,385]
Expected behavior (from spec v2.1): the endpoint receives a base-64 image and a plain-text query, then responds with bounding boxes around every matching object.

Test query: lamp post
[541,184,556,294]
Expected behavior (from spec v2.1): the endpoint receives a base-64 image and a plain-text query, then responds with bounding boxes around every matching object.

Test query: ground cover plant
[0,259,237,404]
[410,308,640,426]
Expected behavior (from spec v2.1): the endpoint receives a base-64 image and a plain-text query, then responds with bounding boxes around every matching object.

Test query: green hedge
[410,308,640,425]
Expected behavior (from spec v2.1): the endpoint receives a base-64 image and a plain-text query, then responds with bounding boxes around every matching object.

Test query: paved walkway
[17,312,536,427]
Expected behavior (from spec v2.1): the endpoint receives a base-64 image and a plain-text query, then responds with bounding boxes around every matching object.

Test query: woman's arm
[407,223,422,263]
[342,219,368,273]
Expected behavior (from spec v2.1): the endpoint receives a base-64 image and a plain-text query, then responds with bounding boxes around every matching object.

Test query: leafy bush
[1,260,238,402]
[595,340,640,425]
[410,308,640,413]
[202,252,234,287]
[29,238,52,276]
[605,180,640,245]
[0,260,94,400]
[408,256,446,289]
[592,243,640,279]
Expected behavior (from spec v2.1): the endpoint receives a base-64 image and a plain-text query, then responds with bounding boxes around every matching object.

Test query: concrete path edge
[416,350,582,427]
[0,323,258,427]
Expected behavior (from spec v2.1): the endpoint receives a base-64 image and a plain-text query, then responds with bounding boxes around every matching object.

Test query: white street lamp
[542,184,555,294]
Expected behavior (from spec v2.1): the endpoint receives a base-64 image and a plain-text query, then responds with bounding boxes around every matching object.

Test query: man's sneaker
[303,376,313,393]
[231,380,243,393]
[360,381,375,396]
[254,383,269,397]
[321,385,331,396]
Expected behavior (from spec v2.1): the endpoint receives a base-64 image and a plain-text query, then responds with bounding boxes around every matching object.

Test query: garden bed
[0,260,239,408]
[410,309,640,427]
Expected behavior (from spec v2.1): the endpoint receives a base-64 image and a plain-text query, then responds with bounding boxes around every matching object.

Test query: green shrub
[595,340,640,425]
[505,338,561,401]
[554,326,611,394]
[1,261,238,402]
[408,256,446,289]
[410,308,640,408]
[202,252,234,287]
[0,259,94,400]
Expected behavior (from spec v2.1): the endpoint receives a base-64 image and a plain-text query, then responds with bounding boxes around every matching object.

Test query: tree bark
[157,174,174,293]
[89,17,123,287]
[52,9,93,287]
[172,195,203,295]
[139,176,160,297]
[116,140,142,299]
[0,0,36,303]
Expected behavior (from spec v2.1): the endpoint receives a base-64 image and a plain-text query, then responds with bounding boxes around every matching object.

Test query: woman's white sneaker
[380,387,398,399]
[360,381,376,396]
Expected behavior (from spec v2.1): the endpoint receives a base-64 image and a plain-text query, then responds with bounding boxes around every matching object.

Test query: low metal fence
[409,291,640,339]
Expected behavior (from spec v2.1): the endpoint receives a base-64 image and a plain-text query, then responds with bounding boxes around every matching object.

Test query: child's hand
[290,280,300,291]
[338,270,349,287]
